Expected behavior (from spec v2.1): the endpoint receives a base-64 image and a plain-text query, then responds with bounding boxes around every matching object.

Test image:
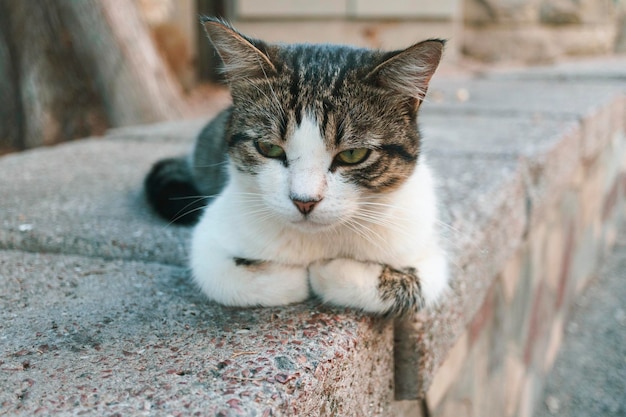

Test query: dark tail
[144,157,205,225]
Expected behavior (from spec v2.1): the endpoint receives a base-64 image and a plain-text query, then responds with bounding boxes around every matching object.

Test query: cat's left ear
[202,17,278,81]
[365,39,444,101]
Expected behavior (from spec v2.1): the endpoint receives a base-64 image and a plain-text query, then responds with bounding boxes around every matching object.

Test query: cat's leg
[309,245,448,316]
[191,238,309,307]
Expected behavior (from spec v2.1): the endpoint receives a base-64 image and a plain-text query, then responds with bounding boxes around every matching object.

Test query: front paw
[308,258,394,314]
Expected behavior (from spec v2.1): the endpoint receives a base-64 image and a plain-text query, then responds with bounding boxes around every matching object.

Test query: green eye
[255,140,286,159]
[335,148,371,165]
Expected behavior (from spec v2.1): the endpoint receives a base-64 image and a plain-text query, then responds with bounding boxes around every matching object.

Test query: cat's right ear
[201,17,278,81]
[365,39,444,102]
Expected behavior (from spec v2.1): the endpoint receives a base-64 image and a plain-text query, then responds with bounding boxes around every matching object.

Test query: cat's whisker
[160,204,210,230]
[322,223,341,241]
[355,210,456,254]
[356,214,465,271]
[167,195,215,201]
[355,217,415,236]
[432,219,480,251]
[358,200,413,212]
[352,219,409,241]
[254,212,281,225]
[167,195,213,219]
[341,219,376,249]
[233,192,266,198]
[163,199,272,230]
[193,161,230,169]
[341,216,388,253]
[358,201,431,220]
[235,196,267,203]
[229,191,267,197]
[240,207,277,219]
[433,218,462,234]
[356,202,471,248]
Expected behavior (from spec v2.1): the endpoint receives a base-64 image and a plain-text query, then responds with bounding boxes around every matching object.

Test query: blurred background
[1,0,625,154]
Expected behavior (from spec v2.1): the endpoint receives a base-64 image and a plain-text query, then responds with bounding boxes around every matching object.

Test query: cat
[145,17,449,316]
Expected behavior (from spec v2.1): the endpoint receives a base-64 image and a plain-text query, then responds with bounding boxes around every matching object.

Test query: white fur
[190,115,448,312]
[308,259,394,313]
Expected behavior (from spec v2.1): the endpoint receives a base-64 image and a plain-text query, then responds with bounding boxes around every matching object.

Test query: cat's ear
[202,17,278,81]
[365,39,444,101]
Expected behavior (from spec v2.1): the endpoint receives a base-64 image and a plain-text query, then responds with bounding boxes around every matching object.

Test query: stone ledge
[1,58,625,416]
[0,250,393,415]
[0,136,192,266]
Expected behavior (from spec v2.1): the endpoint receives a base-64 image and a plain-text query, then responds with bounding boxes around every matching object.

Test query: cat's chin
[288,218,338,234]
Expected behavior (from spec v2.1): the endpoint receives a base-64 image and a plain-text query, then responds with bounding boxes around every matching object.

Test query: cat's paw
[192,252,310,307]
[308,250,449,316]
[308,258,394,314]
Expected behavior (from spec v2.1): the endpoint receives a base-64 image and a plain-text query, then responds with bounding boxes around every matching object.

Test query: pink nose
[292,198,320,215]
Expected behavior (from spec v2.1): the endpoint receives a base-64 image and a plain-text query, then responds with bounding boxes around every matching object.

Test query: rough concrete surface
[536,226,626,417]
[488,56,626,82]
[0,251,393,416]
[0,137,193,266]
[425,78,622,118]
[422,112,579,158]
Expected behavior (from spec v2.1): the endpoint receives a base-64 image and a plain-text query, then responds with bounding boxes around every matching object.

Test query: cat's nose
[291,197,321,215]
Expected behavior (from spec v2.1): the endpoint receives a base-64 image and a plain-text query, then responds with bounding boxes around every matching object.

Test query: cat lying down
[145,18,449,316]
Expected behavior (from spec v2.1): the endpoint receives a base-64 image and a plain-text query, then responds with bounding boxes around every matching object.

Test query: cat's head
[203,18,443,232]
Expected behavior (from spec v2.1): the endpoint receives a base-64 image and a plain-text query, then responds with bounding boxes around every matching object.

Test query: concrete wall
[233,0,462,63]
[146,0,626,80]
[462,0,625,63]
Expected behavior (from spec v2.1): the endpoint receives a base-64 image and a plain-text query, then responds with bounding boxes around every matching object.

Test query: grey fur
[190,108,231,197]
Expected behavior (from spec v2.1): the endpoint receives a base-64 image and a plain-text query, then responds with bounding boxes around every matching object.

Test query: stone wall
[230,0,626,65]
[232,0,462,62]
[394,61,626,416]
[426,130,625,417]
[463,0,626,63]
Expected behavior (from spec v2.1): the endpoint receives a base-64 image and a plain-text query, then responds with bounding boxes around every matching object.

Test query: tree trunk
[0,1,108,149]
[0,17,21,153]
[0,0,185,150]
[57,0,184,126]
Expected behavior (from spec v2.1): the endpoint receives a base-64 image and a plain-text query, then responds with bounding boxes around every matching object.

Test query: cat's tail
[144,157,205,225]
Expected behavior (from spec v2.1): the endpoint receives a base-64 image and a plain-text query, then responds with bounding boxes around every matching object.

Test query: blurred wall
[140,0,626,87]
[233,0,462,63]
[462,0,626,63]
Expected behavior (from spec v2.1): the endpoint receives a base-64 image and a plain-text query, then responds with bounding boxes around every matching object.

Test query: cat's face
[204,19,443,232]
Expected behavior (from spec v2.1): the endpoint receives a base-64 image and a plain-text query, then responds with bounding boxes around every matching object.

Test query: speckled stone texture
[0,251,393,416]
[1,58,625,417]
